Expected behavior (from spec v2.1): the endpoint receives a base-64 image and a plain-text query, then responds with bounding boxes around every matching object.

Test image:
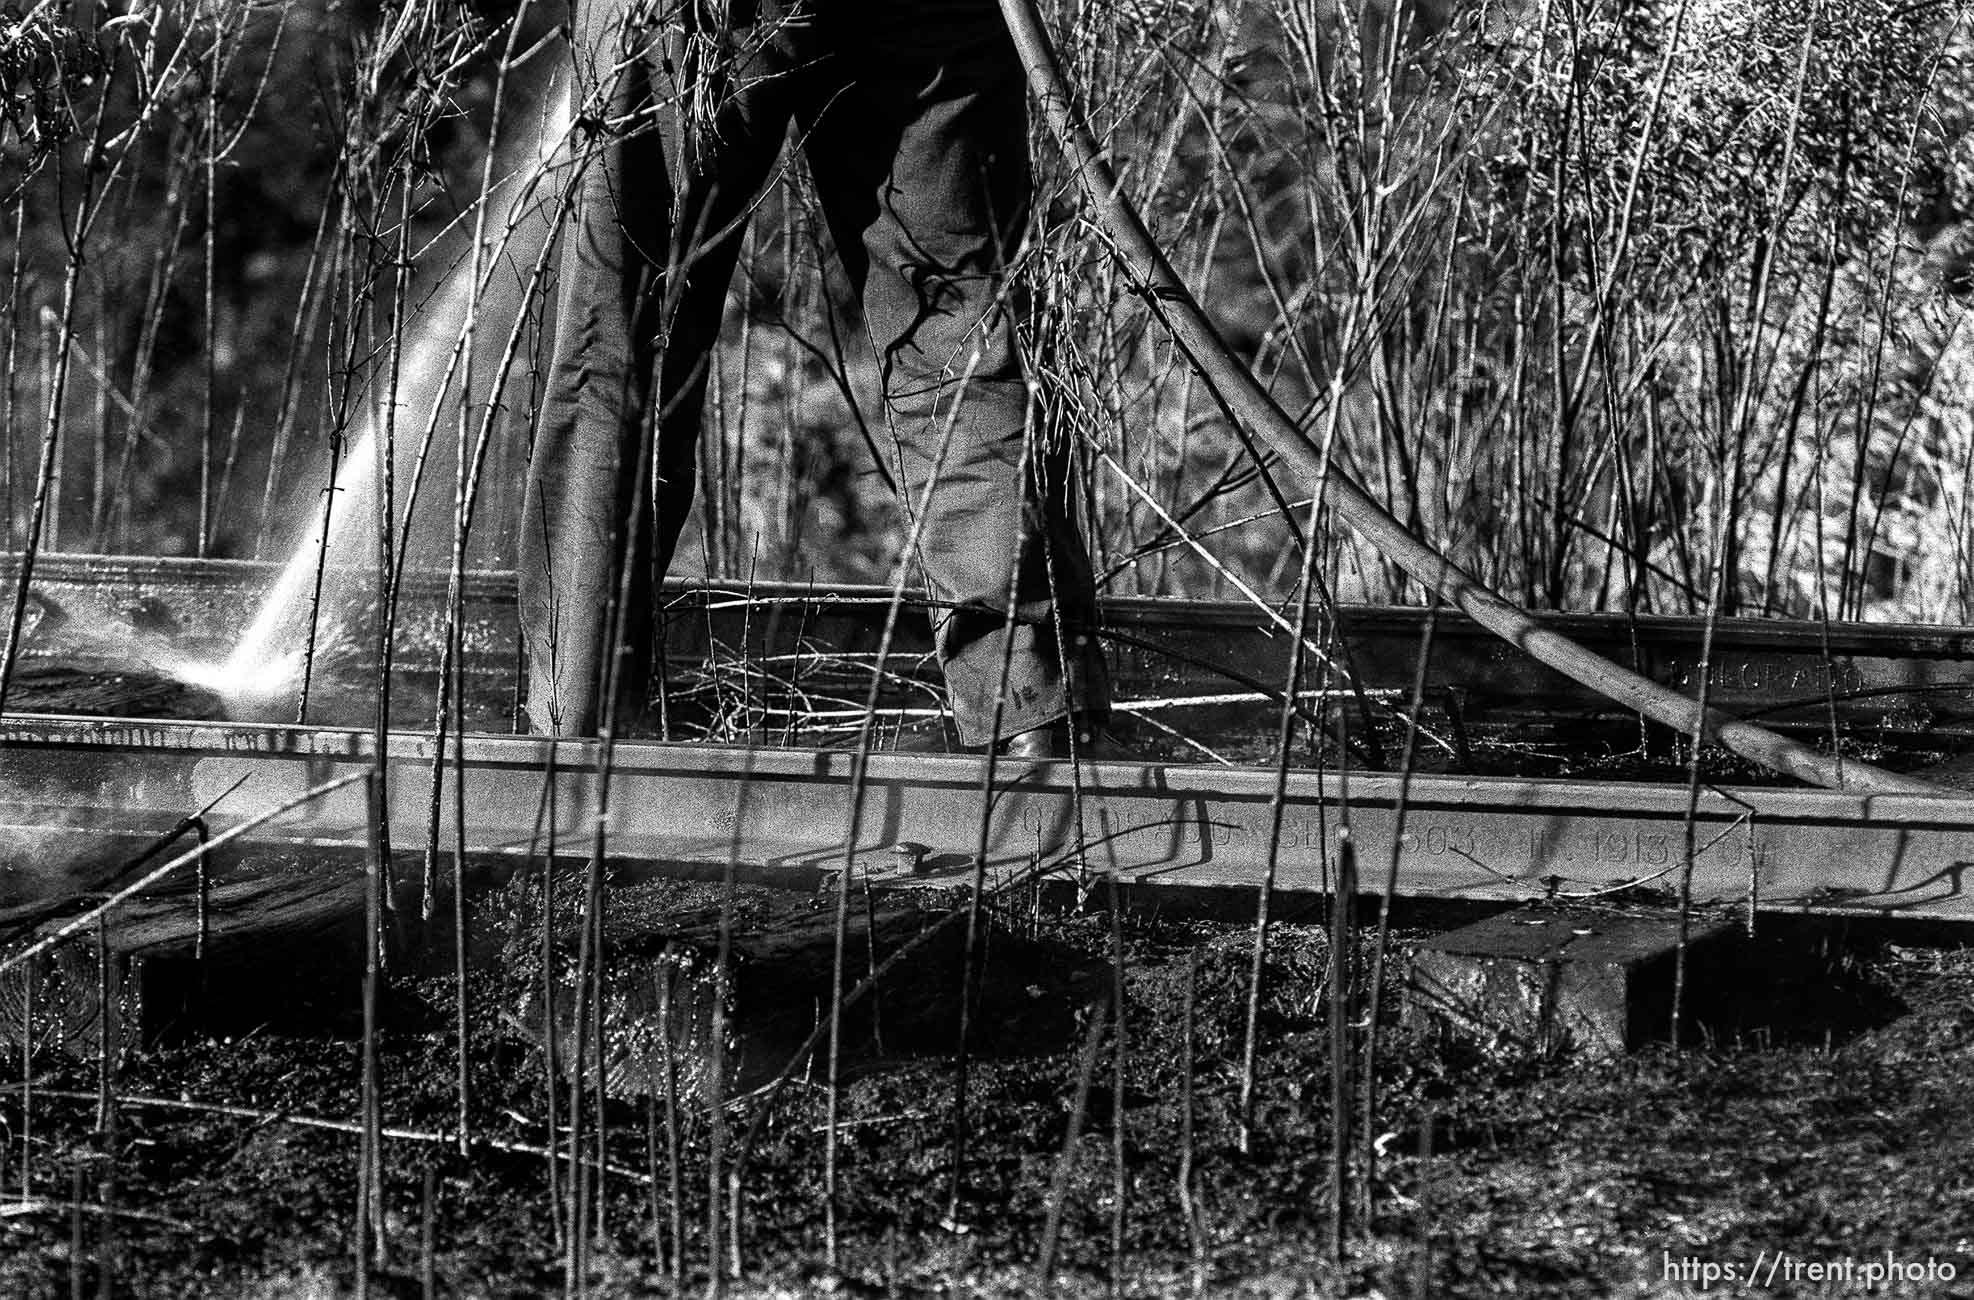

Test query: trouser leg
[799,5,1109,746]
[518,0,792,736]
[517,0,673,736]
[644,35,797,582]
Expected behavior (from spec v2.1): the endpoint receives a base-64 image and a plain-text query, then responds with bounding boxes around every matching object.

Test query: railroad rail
[11,552,1974,742]
[3,713,1972,921]
[6,554,1974,924]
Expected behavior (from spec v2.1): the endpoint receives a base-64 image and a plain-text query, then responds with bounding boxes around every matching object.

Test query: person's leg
[518,0,797,736]
[644,6,819,571]
[517,0,675,736]
[798,1,1109,747]
[635,12,812,732]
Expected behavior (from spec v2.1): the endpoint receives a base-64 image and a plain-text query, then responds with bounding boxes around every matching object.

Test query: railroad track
[3,711,1973,921]
[4,553,1974,923]
[11,551,1974,742]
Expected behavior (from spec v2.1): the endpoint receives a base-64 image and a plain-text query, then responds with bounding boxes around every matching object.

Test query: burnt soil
[2,871,1973,1298]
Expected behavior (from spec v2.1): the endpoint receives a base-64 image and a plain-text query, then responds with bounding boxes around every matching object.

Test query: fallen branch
[995,0,1946,798]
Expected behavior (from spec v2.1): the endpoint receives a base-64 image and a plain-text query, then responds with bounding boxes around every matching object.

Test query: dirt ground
[2,874,1973,1299]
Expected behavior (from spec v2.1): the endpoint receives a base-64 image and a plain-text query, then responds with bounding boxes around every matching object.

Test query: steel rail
[992,0,1945,797]
[2,715,1971,920]
[15,551,1974,663]
[14,555,1974,743]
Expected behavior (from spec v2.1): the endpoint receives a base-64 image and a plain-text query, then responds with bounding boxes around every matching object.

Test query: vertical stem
[540,777,562,1250]
[294,423,345,726]
[18,963,32,1201]
[564,846,600,1294]
[357,772,386,1291]
[3,191,24,549]
[69,1164,84,1300]
[89,281,105,545]
[1239,499,1327,1152]
[1106,871,1127,1299]
[1411,1105,1433,1300]
[369,165,415,980]
[199,19,219,557]
[44,312,59,555]
[95,919,116,1297]
[1327,837,1356,1266]
[254,179,340,558]
[94,919,111,1133]
[1178,950,1204,1297]
[194,821,210,981]
[420,1165,437,1300]
[661,975,684,1291]
[657,966,684,1287]
[1360,592,1440,1219]
[452,707,471,1156]
[706,860,734,1296]
[590,896,608,1246]
[644,1023,662,1270]
[1036,998,1109,1288]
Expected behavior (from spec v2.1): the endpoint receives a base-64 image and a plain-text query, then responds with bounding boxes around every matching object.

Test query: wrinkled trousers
[516,0,1109,743]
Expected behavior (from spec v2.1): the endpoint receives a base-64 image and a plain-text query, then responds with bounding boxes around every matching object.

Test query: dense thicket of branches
[3,0,1973,621]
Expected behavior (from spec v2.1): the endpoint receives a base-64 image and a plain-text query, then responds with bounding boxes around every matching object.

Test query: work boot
[887,716,966,753]
[999,715,1124,761]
